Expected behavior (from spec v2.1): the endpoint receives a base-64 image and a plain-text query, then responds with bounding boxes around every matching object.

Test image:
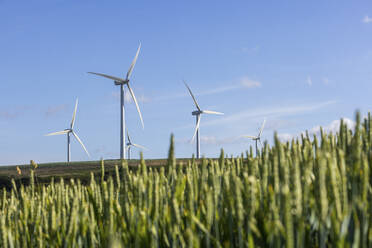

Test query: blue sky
[0,0,371,164]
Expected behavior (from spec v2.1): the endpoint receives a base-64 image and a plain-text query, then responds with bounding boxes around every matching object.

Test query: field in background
[0,158,203,188]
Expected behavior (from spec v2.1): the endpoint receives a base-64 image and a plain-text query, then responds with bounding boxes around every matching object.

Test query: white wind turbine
[45,99,90,162]
[184,81,224,158]
[88,43,143,159]
[244,119,266,156]
[126,130,147,160]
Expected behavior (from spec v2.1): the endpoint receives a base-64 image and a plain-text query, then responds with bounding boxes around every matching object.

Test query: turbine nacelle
[114,79,129,86]
[192,110,202,116]
[126,143,147,150]
[192,110,224,116]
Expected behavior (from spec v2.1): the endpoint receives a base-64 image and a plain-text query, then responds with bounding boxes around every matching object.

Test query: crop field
[0,113,371,247]
[0,159,197,189]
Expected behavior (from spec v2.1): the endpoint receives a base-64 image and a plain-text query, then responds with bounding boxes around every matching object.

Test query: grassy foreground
[0,113,372,247]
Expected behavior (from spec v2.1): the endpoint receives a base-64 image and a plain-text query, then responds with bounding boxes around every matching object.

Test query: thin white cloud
[307,76,312,86]
[200,136,246,145]
[176,135,245,145]
[198,85,241,96]
[199,100,337,128]
[322,77,330,85]
[278,118,355,142]
[45,104,68,118]
[242,46,260,54]
[277,133,293,142]
[201,136,218,144]
[363,15,372,23]
[239,77,261,88]
[111,91,149,104]
[0,106,30,121]
[308,118,355,135]
[265,119,294,130]
[196,77,261,96]
[124,90,149,104]
[154,76,262,102]
[0,111,18,120]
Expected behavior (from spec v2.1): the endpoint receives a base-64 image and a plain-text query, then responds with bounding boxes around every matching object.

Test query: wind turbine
[126,130,147,160]
[45,99,90,162]
[244,119,266,156]
[184,81,224,159]
[88,43,143,159]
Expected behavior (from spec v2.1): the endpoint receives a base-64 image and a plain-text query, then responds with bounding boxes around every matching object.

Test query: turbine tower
[126,130,147,160]
[45,99,90,162]
[184,81,224,158]
[244,119,266,156]
[88,43,143,159]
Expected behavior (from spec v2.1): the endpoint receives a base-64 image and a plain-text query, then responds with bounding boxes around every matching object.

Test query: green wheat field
[0,112,371,247]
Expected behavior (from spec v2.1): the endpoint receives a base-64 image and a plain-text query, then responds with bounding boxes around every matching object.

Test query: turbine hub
[114,80,129,85]
[192,110,201,116]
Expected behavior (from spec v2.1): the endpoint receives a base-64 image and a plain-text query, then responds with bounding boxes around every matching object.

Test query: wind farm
[1,1,371,247]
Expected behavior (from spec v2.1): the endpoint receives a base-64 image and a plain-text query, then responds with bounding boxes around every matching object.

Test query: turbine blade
[258,119,266,137]
[45,130,69,136]
[259,139,263,148]
[127,84,144,129]
[132,143,148,150]
[183,81,201,111]
[242,135,257,139]
[126,129,132,143]
[71,131,90,157]
[202,110,224,115]
[88,72,125,83]
[126,43,141,80]
[191,115,201,142]
[71,98,78,129]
